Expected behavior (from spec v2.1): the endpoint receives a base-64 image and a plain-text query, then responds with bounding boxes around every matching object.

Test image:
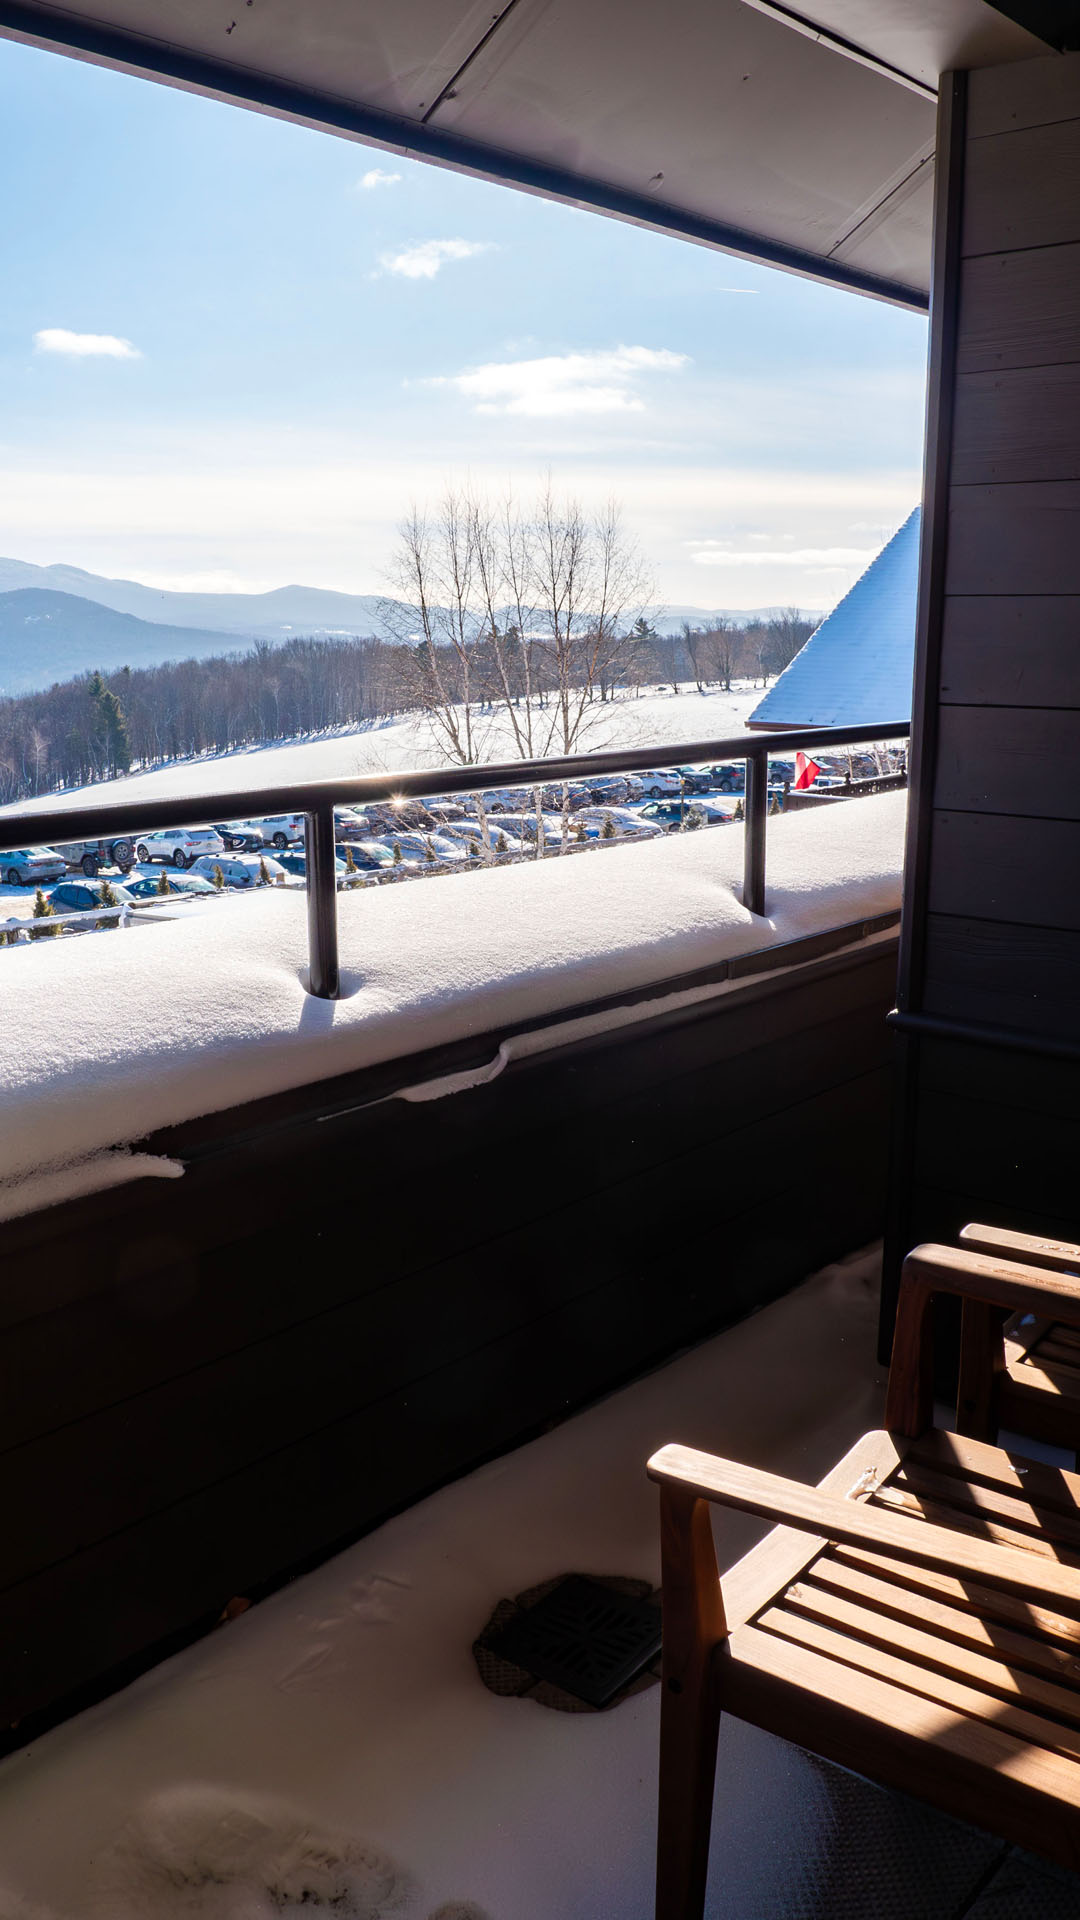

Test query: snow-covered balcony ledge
[0,793,906,1212]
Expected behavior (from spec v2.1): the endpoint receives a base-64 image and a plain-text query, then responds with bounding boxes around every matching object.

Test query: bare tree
[384,481,652,854]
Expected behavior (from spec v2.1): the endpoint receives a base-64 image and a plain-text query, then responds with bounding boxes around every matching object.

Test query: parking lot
[0,751,903,944]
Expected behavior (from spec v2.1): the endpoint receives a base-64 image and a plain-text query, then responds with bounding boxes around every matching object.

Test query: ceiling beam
[0,0,928,310]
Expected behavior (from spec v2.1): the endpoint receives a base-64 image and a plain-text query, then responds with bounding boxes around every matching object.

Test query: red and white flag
[793,751,822,791]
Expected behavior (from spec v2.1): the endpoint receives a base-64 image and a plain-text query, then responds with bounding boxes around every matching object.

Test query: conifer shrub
[211,864,225,892]
[30,887,59,938]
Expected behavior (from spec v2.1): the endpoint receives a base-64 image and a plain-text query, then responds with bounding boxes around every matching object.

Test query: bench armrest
[647,1442,1080,1611]
[887,1241,1080,1436]
[960,1222,1080,1280]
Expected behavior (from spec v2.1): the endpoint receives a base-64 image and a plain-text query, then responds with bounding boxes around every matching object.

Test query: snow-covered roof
[748,509,920,729]
[0,796,906,1212]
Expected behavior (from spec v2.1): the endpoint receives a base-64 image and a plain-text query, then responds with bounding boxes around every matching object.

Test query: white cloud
[690,544,876,570]
[356,168,402,191]
[33,328,141,360]
[432,345,689,416]
[376,238,492,280]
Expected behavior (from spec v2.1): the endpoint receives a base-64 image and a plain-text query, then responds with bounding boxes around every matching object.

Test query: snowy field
[0,684,763,819]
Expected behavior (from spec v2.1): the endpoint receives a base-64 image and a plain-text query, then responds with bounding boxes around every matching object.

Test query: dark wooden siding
[0,932,895,1736]
[887,51,1080,1337]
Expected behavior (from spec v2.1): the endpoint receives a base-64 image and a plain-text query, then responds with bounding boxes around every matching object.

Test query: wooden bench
[957,1224,1080,1453]
[648,1240,1080,1920]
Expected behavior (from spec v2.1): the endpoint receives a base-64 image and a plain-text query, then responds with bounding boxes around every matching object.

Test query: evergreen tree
[156,867,172,895]
[468,839,479,861]
[257,857,270,885]
[574,818,587,843]
[211,864,225,892]
[733,798,744,821]
[423,837,435,864]
[95,874,119,929]
[600,815,616,840]
[31,887,58,937]
[768,792,780,816]
[391,840,402,865]
[344,844,357,873]
[496,831,508,855]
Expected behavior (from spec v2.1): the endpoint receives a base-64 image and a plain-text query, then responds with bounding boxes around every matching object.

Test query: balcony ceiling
[0,0,1059,306]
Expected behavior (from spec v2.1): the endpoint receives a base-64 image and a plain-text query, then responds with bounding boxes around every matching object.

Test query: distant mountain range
[0,590,252,695]
[0,556,821,695]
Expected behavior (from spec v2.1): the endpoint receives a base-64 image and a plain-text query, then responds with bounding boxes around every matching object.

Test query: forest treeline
[0,612,814,805]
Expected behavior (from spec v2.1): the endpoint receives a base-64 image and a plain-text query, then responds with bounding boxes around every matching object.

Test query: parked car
[636,769,683,798]
[135,827,226,868]
[574,808,663,840]
[334,808,376,840]
[374,830,468,866]
[687,798,739,825]
[213,820,266,850]
[674,765,713,794]
[538,781,591,812]
[125,872,218,900]
[274,847,353,882]
[54,835,137,876]
[49,879,138,914]
[0,846,67,886]
[361,800,436,833]
[484,811,569,850]
[244,813,306,848]
[580,775,640,806]
[438,820,527,857]
[343,840,395,871]
[638,799,691,828]
[190,852,286,887]
[424,799,468,823]
[700,764,745,792]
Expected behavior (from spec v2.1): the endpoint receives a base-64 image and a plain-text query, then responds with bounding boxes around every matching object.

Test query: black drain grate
[484,1574,661,1708]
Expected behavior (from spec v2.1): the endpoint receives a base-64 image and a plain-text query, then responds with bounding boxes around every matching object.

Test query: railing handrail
[0,720,910,1000]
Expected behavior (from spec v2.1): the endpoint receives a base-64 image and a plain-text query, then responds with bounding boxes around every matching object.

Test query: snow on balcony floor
[0,792,905,1198]
[0,1249,941,1917]
[0,1245,1070,1919]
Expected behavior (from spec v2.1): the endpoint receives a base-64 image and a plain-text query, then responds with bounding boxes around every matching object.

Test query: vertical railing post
[305,805,340,999]
[743,747,768,916]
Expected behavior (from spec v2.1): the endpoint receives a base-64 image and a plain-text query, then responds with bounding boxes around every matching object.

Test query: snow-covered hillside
[0,683,765,817]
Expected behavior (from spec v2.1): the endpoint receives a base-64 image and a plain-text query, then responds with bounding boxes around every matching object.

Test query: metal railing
[0,721,909,999]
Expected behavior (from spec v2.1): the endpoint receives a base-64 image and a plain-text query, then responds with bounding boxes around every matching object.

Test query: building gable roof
[748,507,920,728]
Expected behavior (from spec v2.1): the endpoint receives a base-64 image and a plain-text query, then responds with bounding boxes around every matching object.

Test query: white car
[576,808,663,839]
[247,813,307,848]
[637,769,683,798]
[190,852,286,887]
[135,827,226,868]
[0,846,67,886]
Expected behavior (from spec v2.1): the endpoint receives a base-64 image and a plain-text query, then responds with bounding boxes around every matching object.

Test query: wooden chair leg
[956,1298,1006,1441]
[656,1487,727,1920]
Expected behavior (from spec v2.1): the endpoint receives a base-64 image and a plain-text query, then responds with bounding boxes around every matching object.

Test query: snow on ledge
[0,795,906,1191]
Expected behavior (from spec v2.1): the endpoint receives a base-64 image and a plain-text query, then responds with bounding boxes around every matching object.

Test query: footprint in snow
[87,1787,492,1919]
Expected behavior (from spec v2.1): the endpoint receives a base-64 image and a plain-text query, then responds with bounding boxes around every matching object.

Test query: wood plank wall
[887,52,1080,1329]
[0,936,896,1737]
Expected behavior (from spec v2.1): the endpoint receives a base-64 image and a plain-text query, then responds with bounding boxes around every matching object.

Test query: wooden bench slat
[832,1543,1080,1646]
[727,1623,1080,1830]
[757,1605,1080,1764]
[909,1430,1080,1515]
[896,1461,1080,1551]
[779,1579,1080,1735]
[871,1485,1080,1566]
[809,1551,1080,1684]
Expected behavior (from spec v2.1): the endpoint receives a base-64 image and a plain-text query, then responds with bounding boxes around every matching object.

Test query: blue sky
[0,32,928,611]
